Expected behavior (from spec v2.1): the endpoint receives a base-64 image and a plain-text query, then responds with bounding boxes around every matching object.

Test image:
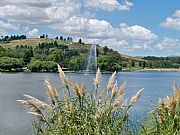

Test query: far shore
[137,68,180,72]
[1,68,180,74]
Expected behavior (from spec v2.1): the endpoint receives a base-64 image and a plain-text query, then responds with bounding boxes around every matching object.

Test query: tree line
[0,36,179,72]
[0,35,26,42]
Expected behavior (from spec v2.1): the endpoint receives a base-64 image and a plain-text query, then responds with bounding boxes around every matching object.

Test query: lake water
[0,72,180,135]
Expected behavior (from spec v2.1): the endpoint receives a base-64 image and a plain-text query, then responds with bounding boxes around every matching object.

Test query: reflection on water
[0,72,180,135]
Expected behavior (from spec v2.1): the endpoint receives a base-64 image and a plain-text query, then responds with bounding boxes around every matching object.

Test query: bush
[68,55,87,71]
[141,83,180,135]
[18,65,143,135]
[98,56,122,72]
[28,60,57,72]
[0,57,24,71]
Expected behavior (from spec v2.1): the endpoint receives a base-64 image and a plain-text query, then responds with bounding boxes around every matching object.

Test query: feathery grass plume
[58,64,68,89]
[159,98,165,109]
[98,90,105,104]
[113,94,124,108]
[44,79,58,105]
[72,80,81,97]
[111,81,118,98]
[81,80,86,97]
[173,82,180,103]
[17,100,43,116]
[157,98,165,124]
[28,112,44,121]
[63,93,70,108]
[94,68,101,90]
[118,99,127,112]
[113,81,126,108]
[94,108,100,120]
[129,88,143,107]
[107,71,116,91]
[164,96,176,116]
[69,102,75,115]
[117,81,126,97]
[103,98,110,115]
[23,94,52,111]
[157,109,164,124]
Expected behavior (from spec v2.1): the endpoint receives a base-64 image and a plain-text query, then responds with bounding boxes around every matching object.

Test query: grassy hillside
[1,38,179,72]
[0,38,142,61]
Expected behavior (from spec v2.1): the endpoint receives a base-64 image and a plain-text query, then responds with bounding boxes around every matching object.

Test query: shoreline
[137,68,180,72]
[1,68,180,74]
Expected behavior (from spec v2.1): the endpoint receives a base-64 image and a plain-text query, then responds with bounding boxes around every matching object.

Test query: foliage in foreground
[18,64,143,135]
[141,83,180,135]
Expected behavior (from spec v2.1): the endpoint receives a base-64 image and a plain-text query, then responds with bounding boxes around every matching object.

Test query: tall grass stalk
[18,64,143,135]
[141,82,180,135]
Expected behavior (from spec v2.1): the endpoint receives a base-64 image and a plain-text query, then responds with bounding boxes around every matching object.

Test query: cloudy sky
[0,0,180,56]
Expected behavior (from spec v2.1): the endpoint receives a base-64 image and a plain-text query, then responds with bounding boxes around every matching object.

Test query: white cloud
[22,26,30,32]
[0,29,7,36]
[45,0,81,22]
[161,10,180,30]
[0,5,49,24]
[0,0,81,25]
[101,39,152,52]
[49,16,117,39]
[84,0,133,11]
[27,28,39,37]
[101,38,128,47]
[0,0,159,54]
[100,38,131,51]
[49,18,157,44]
[0,20,19,30]
[0,0,52,7]
[119,23,158,42]
[130,44,152,51]
[155,37,180,51]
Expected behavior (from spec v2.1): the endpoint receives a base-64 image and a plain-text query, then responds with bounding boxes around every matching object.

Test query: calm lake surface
[0,72,180,135]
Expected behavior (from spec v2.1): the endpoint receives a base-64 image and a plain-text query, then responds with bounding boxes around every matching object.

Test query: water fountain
[86,44,97,73]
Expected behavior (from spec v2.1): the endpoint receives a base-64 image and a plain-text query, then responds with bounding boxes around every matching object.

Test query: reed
[141,82,180,135]
[18,64,142,135]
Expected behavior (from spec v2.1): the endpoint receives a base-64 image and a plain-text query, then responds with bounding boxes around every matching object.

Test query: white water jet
[86,44,97,73]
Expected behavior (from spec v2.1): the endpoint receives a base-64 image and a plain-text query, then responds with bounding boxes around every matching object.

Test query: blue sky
[0,0,179,56]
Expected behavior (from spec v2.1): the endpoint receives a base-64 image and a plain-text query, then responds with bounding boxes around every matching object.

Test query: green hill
[1,38,179,72]
[0,38,142,61]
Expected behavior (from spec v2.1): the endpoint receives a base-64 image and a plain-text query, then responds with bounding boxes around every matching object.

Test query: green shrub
[141,83,180,135]
[0,57,24,71]
[28,59,57,72]
[18,64,143,135]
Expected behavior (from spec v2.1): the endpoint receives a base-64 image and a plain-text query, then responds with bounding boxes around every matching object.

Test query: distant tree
[69,55,87,71]
[16,45,20,50]
[67,37,72,42]
[20,45,24,48]
[28,59,57,72]
[130,61,135,67]
[54,41,58,47]
[96,47,100,57]
[98,56,122,72]
[69,37,73,42]
[23,52,31,64]
[0,57,24,71]
[78,38,82,44]
[60,36,63,40]
[103,46,109,55]
[20,35,26,39]
[40,34,45,38]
